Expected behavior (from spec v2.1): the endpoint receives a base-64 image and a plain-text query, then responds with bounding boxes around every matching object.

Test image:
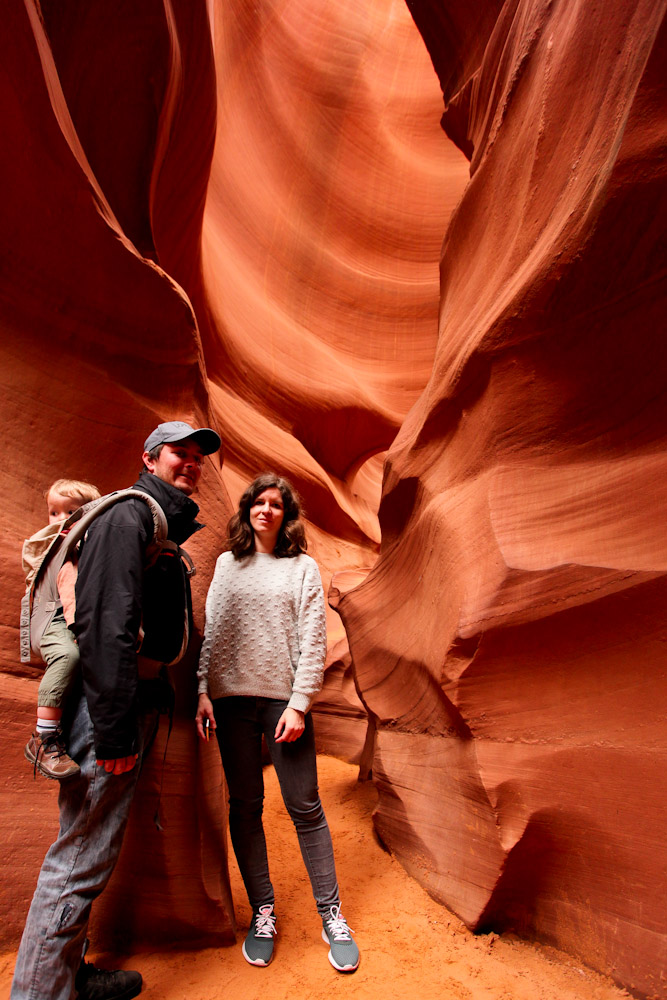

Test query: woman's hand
[275,707,305,743]
[196,692,217,741]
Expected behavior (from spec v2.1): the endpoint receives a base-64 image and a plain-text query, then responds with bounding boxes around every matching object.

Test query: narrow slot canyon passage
[1,0,664,997]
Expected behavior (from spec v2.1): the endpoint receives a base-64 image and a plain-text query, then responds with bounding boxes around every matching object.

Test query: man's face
[142,440,204,495]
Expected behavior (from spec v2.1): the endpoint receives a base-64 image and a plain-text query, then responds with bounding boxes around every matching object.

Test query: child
[24,478,101,780]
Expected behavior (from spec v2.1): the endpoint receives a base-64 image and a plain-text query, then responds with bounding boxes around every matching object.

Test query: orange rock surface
[337,1,667,997]
[0,0,462,964]
[0,0,234,952]
[1,0,665,997]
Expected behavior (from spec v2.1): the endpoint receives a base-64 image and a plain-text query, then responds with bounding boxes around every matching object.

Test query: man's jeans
[214,696,340,917]
[12,693,144,1000]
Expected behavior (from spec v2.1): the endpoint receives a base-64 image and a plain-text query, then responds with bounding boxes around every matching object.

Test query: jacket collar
[133,470,204,544]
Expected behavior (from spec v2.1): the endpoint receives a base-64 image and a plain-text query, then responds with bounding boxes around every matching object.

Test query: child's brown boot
[25,729,80,780]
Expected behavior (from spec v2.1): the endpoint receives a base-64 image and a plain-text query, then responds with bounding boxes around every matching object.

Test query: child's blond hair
[45,479,101,506]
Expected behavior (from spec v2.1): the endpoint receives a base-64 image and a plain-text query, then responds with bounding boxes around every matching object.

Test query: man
[12,420,221,1000]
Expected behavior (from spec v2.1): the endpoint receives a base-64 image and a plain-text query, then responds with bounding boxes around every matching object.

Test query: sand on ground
[1,756,632,1000]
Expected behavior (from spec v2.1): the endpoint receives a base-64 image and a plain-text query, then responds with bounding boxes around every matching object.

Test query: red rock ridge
[337,2,667,996]
[2,0,664,994]
[0,0,464,959]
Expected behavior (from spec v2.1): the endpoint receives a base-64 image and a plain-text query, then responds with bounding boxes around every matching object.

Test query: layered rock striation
[337,1,667,996]
[0,0,461,957]
[0,0,234,950]
[1,0,664,994]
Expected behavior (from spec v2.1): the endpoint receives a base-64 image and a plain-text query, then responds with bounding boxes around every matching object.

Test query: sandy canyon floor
[1,756,632,1000]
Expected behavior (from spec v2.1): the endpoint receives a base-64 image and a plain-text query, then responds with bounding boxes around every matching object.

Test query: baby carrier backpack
[20,489,195,667]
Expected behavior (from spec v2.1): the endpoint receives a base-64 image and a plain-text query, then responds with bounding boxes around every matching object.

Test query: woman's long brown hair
[227,472,307,559]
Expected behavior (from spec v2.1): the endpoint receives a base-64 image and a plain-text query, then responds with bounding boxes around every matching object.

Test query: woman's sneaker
[321,905,359,972]
[24,729,80,780]
[242,903,277,966]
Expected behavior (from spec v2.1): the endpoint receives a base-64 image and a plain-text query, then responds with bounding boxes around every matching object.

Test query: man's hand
[275,707,305,743]
[96,755,138,775]
[196,692,217,741]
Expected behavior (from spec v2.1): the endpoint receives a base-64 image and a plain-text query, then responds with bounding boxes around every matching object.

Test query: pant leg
[37,615,80,710]
[260,699,340,916]
[213,697,274,911]
[12,693,143,1000]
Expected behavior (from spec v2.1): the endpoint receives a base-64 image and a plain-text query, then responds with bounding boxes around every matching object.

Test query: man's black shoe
[75,959,142,1000]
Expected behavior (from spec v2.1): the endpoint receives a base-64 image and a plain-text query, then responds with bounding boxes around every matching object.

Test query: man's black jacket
[73,470,203,759]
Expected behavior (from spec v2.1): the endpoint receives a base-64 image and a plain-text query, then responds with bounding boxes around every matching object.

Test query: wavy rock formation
[199,0,468,571]
[337,1,667,996]
[1,0,664,994]
[0,0,462,957]
[0,0,234,951]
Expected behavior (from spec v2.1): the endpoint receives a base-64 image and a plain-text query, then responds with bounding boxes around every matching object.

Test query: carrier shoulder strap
[58,488,168,563]
[19,489,168,663]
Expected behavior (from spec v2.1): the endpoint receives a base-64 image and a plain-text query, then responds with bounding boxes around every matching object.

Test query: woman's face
[249,487,285,551]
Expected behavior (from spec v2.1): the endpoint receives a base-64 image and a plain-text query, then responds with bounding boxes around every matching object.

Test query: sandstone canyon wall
[0,0,463,961]
[335,1,667,997]
[0,0,665,997]
[0,0,237,952]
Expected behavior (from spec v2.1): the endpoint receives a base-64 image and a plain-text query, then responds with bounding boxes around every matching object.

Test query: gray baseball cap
[143,421,221,455]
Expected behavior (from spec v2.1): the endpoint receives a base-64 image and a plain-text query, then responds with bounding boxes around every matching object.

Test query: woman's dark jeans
[213,696,340,917]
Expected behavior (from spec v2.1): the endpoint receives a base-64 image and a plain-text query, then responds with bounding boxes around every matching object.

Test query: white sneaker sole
[321,929,360,972]
[242,940,274,967]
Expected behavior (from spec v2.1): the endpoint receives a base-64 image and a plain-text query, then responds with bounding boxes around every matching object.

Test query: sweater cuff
[287,692,312,714]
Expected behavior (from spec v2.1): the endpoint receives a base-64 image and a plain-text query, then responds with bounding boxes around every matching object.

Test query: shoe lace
[253,905,277,938]
[31,732,68,779]
[44,740,69,759]
[325,905,355,941]
[39,731,68,757]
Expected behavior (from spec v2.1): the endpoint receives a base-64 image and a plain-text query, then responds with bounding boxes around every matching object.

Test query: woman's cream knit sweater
[197,551,327,714]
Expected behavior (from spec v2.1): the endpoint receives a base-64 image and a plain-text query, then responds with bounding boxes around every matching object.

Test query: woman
[196,473,359,973]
